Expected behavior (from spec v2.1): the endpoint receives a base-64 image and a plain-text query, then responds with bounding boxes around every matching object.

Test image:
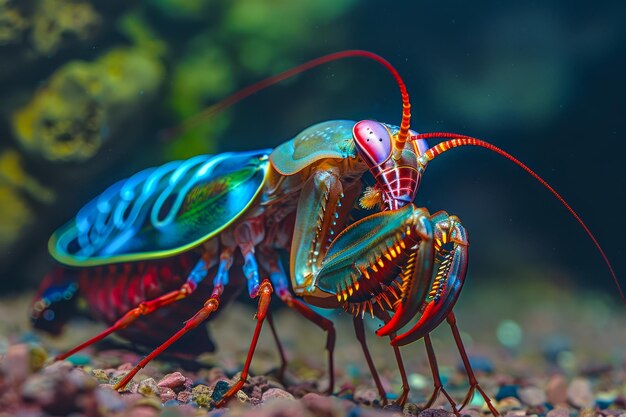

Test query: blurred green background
[0,0,624,311]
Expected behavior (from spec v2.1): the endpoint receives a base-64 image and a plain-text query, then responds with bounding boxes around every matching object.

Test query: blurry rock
[459,410,482,417]
[496,384,520,401]
[518,386,546,407]
[546,408,570,417]
[567,377,594,408]
[418,409,455,417]
[138,377,159,397]
[503,411,526,417]
[90,368,110,384]
[158,372,186,389]
[596,391,618,409]
[117,362,134,371]
[497,397,522,412]
[1,344,33,385]
[353,386,380,405]
[0,186,34,262]
[403,402,420,417]
[177,390,191,403]
[261,387,295,402]
[12,48,164,162]
[21,361,96,415]
[192,383,214,408]
[129,405,160,417]
[236,389,250,404]
[0,148,55,255]
[579,408,599,417]
[301,392,340,415]
[159,386,176,403]
[95,385,125,413]
[30,0,100,55]
[0,0,29,46]
[547,374,568,405]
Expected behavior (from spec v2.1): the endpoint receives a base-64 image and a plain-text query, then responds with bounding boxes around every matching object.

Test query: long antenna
[411,132,624,304]
[161,50,411,145]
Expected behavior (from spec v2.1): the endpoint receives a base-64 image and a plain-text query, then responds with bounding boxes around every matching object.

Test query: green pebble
[192,384,214,408]
[67,354,91,366]
[210,381,230,402]
[28,344,48,372]
[137,378,159,397]
[135,397,162,409]
[90,369,110,383]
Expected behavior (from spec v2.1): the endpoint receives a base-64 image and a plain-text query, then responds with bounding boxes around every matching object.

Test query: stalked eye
[352,120,392,166]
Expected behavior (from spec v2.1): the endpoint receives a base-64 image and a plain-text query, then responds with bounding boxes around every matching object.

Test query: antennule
[162,50,411,144]
[411,132,624,305]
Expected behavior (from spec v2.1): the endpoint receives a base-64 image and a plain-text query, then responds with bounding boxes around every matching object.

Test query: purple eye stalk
[352,120,393,166]
[353,120,423,211]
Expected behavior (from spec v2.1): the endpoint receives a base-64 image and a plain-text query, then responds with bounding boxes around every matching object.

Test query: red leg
[56,279,200,361]
[114,295,220,389]
[374,309,410,406]
[423,334,459,414]
[278,290,336,394]
[447,312,499,416]
[391,342,410,406]
[266,311,288,383]
[215,280,273,407]
[353,315,388,405]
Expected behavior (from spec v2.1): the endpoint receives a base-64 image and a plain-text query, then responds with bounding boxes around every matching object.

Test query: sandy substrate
[1,279,625,416]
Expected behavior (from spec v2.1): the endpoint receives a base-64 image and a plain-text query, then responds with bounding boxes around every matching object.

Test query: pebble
[579,408,599,417]
[159,386,177,402]
[301,392,337,414]
[567,377,595,408]
[130,404,159,417]
[21,361,96,415]
[95,385,125,413]
[66,354,91,366]
[118,362,134,371]
[504,411,526,417]
[236,389,250,404]
[596,391,618,409]
[496,385,520,401]
[498,397,523,411]
[1,344,31,384]
[177,390,191,403]
[418,409,456,417]
[404,402,420,417]
[90,369,110,384]
[546,408,570,417]
[138,378,159,397]
[192,383,215,408]
[460,410,482,417]
[261,387,295,402]
[547,374,568,405]
[354,386,380,405]
[518,386,547,407]
[157,372,187,389]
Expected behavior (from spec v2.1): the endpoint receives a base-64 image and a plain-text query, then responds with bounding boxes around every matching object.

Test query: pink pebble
[177,390,191,403]
[157,372,186,389]
[159,387,176,402]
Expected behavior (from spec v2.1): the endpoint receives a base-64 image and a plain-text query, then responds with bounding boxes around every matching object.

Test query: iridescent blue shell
[50,150,271,267]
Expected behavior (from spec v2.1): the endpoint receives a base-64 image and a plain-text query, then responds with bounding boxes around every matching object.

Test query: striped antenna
[411,132,624,305]
[161,50,411,146]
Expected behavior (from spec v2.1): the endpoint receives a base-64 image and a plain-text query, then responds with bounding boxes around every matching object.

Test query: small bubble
[43,309,55,321]
[496,319,522,348]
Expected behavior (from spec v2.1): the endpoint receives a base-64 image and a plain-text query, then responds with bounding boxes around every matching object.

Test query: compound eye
[352,120,392,166]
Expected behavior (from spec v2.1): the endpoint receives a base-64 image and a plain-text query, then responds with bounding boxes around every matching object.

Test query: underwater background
[0,0,625,415]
